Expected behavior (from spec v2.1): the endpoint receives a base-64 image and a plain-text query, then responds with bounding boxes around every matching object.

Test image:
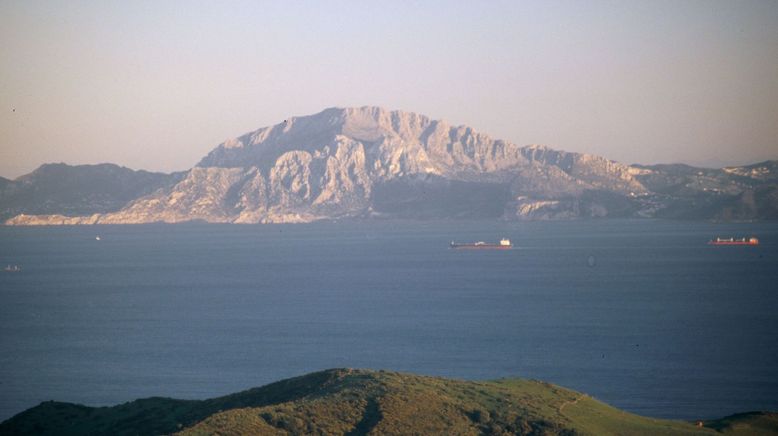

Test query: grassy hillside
[1,369,775,435]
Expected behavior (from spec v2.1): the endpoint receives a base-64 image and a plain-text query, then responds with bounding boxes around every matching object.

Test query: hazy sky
[1,0,777,178]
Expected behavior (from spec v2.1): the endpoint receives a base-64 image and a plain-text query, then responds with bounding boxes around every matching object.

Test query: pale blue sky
[1,0,777,178]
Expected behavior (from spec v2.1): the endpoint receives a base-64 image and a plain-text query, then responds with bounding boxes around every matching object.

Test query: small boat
[708,237,759,246]
[95,236,101,241]
[4,265,21,272]
[450,238,513,250]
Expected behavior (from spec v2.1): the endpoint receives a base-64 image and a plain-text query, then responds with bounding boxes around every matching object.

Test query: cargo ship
[708,237,759,246]
[450,238,512,250]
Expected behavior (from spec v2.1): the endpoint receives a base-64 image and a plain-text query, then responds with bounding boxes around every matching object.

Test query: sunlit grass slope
[1,369,775,435]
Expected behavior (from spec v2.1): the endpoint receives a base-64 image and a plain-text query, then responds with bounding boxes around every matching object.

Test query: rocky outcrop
[520,145,647,195]
[3,107,776,224]
[6,213,101,225]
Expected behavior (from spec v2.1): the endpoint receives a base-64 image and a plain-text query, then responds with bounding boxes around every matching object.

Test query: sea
[1,219,777,422]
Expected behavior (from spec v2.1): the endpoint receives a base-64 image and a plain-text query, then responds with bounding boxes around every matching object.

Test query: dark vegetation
[0,163,182,220]
[371,175,511,218]
[633,161,778,220]
[2,369,775,435]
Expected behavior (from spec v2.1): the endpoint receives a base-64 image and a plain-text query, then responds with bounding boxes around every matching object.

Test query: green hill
[1,369,775,435]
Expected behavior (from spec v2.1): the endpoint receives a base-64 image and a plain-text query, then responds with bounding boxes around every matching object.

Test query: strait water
[1,220,777,422]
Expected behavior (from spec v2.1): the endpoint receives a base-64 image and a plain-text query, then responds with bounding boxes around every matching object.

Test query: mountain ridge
[0,163,183,222]
[3,107,777,224]
[2,369,775,435]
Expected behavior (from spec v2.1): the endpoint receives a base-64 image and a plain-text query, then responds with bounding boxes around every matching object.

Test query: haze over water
[2,1,777,177]
[1,220,777,421]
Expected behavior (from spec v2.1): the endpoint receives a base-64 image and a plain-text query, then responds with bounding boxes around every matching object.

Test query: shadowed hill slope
[0,163,182,221]
[1,369,775,435]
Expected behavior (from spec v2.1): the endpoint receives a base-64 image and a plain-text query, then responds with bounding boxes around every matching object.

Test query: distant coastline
[2,107,776,225]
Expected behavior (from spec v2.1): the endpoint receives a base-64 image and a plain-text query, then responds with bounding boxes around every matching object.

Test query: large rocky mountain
[4,106,777,224]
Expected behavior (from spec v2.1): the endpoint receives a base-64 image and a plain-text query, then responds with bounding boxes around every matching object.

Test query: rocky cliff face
[197,106,526,178]
[4,107,776,225]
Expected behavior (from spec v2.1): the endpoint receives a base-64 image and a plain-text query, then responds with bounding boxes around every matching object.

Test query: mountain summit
[4,107,777,224]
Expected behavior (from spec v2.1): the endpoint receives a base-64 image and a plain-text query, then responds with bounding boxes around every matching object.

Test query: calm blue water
[1,220,777,421]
